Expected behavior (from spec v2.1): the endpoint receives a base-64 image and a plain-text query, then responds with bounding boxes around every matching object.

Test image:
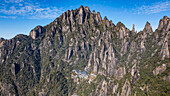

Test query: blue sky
[0,0,170,39]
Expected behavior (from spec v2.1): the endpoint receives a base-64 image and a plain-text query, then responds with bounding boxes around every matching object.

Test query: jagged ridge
[0,5,170,96]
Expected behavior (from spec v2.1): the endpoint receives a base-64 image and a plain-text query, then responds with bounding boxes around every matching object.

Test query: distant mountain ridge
[0,5,169,96]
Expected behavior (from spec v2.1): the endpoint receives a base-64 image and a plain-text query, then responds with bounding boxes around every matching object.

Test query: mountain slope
[0,6,169,96]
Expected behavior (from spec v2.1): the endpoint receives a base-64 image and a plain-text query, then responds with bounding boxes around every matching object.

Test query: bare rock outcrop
[29,26,45,39]
[121,79,131,96]
[143,21,153,34]
[115,22,129,39]
[99,80,108,96]
[112,83,119,95]
[158,16,170,31]
[160,31,170,59]
[153,64,166,75]
[131,63,140,84]
[95,12,102,24]
[114,67,126,80]
[132,24,135,32]
[1,5,170,96]
[163,75,170,81]
[140,22,153,53]
[77,5,85,24]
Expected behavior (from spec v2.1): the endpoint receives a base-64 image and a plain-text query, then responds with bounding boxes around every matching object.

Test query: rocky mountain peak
[103,16,108,20]
[96,12,101,16]
[103,16,110,27]
[80,5,83,8]
[92,10,95,14]
[77,5,85,24]
[109,20,115,28]
[143,21,153,34]
[29,25,45,39]
[95,12,102,24]
[77,5,86,12]
[116,22,125,29]
[84,6,90,11]
[158,16,170,31]
[0,5,170,96]
[78,5,91,13]
[115,22,129,39]
[132,24,135,32]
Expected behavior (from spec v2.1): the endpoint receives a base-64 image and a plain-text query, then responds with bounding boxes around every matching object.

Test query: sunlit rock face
[0,6,169,96]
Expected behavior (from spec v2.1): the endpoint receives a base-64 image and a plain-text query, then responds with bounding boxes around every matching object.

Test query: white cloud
[19,3,23,6]
[135,1,170,14]
[0,0,63,19]
[0,15,16,19]
[4,0,23,3]
[29,7,61,19]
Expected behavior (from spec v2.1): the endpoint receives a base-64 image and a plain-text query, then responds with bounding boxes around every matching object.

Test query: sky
[0,0,170,39]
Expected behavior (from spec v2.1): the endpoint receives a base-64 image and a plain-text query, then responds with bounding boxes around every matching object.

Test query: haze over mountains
[0,6,170,96]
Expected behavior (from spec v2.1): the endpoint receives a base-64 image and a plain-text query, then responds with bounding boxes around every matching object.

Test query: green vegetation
[0,6,169,96]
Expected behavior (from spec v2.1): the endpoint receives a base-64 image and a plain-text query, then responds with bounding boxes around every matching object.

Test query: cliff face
[0,6,170,96]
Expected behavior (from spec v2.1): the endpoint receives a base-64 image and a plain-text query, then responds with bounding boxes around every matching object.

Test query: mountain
[0,5,170,96]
